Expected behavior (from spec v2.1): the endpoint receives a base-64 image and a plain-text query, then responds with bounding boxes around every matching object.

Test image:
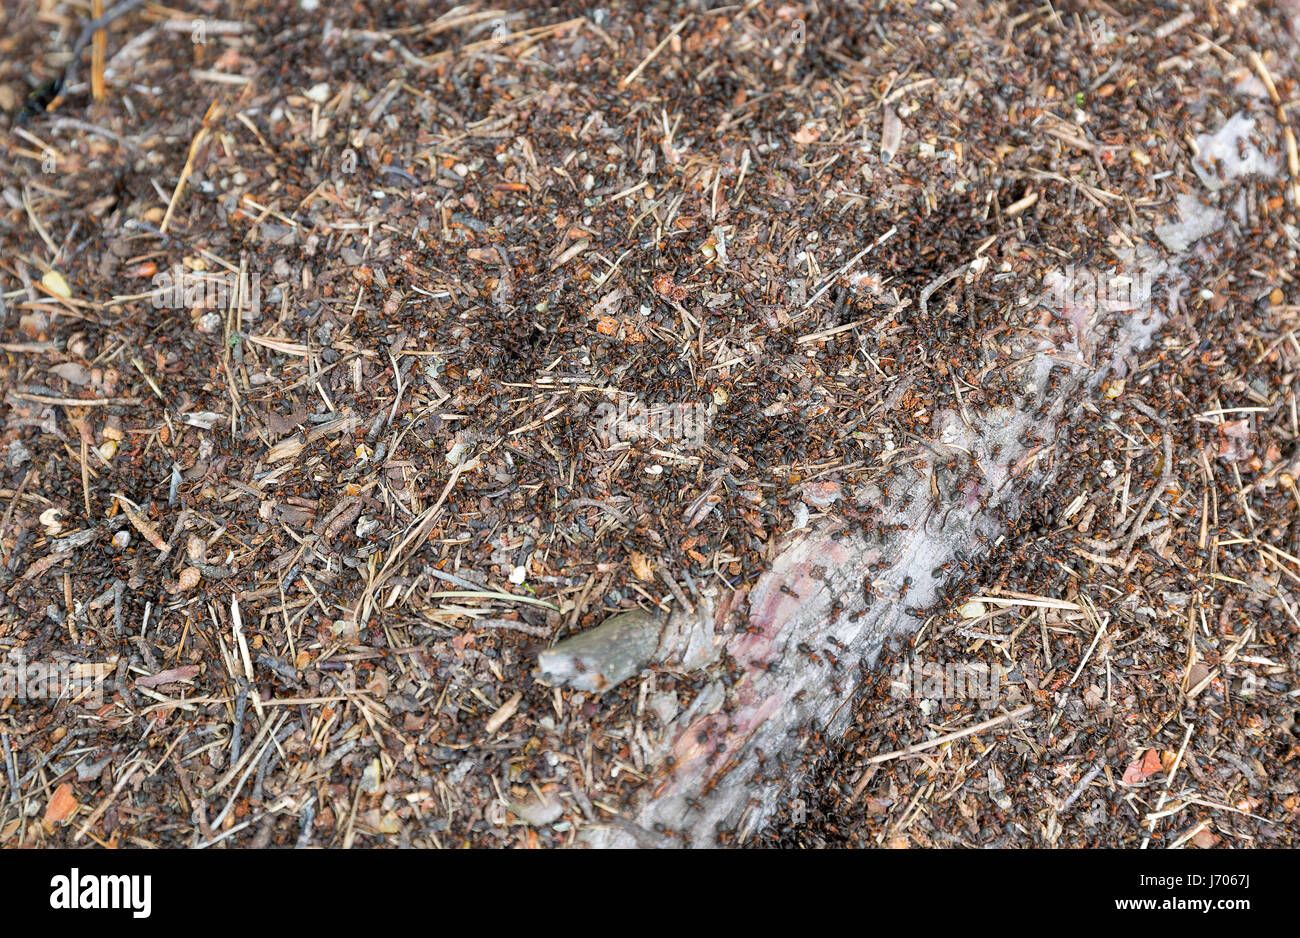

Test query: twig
[1120,431,1174,572]
[160,100,221,234]
[568,497,636,529]
[802,225,898,311]
[1,732,19,805]
[62,0,148,90]
[619,16,691,88]
[853,704,1033,772]
[9,391,140,407]
[90,0,107,101]
[919,261,970,318]
[358,460,468,623]
[474,618,552,638]
[1060,760,1105,812]
[1141,723,1195,849]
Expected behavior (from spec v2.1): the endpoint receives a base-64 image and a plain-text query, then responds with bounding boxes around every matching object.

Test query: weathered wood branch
[537,112,1271,848]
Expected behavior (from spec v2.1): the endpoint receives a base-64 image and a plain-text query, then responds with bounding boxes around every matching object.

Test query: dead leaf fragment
[1215,419,1252,461]
[881,106,903,164]
[1121,749,1163,786]
[44,783,78,826]
[136,665,201,688]
[112,495,169,553]
[629,551,654,580]
[591,287,627,318]
[800,480,842,507]
[50,362,92,386]
[792,122,823,145]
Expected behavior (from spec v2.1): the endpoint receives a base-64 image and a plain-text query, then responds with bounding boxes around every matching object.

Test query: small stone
[360,758,382,795]
[19,311,47,339]
[509,792,564,827]
[50,362,91,385]
[6,440,31,469]
[112,531,131,549]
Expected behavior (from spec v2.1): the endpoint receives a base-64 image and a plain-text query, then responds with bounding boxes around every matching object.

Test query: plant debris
[0,0,1297,849]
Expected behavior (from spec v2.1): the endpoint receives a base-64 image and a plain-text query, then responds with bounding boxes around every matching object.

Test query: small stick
[619,16,691,88]
[161,99,221,234]
[90,0,106,101]
[474,618,551,638]
[169,751,215,844]
[1249,51,1300,204]
[73,754,146,841]
[79,433,91,516]
[1120,431,1173,573]
[853,704,1033,772]
[294,798,317,848]
[1069,619,1106,686]
[1,732,19,805]
[569,497,635,529]
[230,677,249,765]
[1141,723,1195,849]
[1060,760,1105,812]
[358,461,467,623]
[802,225,898,311]
[919,261,971,318]
[9,392,140,407]
[659,568,694,615]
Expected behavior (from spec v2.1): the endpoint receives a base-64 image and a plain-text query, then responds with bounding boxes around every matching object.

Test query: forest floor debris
[0,1,1297,848]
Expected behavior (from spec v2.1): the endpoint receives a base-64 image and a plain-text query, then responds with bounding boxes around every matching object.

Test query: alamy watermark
[890,656,1009,707]
[1,648,110,707]
[1043,263,1156,313]
[1040,260,1187,317]
[50,868,151,918]
[151,265,261,317]
[595,396,709,449]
